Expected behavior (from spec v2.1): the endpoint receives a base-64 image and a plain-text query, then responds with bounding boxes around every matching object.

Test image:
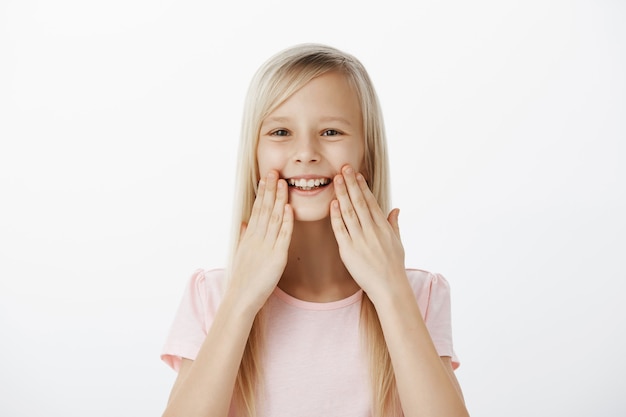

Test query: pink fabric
[161,268,459,416]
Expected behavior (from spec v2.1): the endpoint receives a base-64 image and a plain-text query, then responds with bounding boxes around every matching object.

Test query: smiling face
[257,71,365,221]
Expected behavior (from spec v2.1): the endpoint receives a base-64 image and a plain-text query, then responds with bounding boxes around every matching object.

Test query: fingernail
[267,171,277,180]
[335,176,344,184]
[356,173,364,181]
[344,166,353,174]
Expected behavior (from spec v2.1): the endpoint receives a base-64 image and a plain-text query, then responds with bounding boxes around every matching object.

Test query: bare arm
[163,296,257,417]
[373,283,468,416]
[441,356,465,404]
[162,172,292,417]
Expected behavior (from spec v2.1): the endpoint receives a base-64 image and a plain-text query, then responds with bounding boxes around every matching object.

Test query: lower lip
[288,183,333,197]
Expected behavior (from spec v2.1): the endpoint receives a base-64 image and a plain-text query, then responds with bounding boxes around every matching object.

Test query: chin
[292,205,331,222]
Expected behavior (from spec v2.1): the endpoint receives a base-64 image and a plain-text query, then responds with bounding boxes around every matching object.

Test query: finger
[239,222,248,242]
[356,173,387,227]
[334,173,363,238]
[247,178,266,231]
[387,208,401,238]
[265,178,289,241]
[256,171,279,233]
[330,199,351,246]
[341,165,374,228]
[274,203,294,252]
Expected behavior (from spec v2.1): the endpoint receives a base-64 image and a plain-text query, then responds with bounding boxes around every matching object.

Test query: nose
[293,134,320,163]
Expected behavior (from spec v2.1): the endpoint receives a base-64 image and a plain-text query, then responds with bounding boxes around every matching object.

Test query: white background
[1,0,624,416]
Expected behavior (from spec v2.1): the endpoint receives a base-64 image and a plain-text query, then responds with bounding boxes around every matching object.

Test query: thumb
[239,222,248,242]
[387,208,401,238]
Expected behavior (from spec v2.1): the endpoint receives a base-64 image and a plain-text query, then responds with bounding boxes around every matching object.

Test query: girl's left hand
[330,165,407,301]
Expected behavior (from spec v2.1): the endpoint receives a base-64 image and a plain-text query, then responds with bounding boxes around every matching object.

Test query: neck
[279,218,360,302]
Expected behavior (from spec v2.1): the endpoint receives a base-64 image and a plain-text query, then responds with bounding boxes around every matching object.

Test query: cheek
[355,142,367,172]
[256,146,283,176]
[347,147,366,172]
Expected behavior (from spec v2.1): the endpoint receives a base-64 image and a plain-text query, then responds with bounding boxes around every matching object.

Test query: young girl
[161,44,468,417]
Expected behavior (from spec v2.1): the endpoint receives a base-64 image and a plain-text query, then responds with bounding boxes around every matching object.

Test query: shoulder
[405,268,450,292]
[189,268,226,286]
[405,268,452,317]
[191,268,226,285]
[161,268,227,370]
[184,268,228,308]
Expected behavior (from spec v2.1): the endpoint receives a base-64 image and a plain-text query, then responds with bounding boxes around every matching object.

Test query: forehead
[263,72,362,124]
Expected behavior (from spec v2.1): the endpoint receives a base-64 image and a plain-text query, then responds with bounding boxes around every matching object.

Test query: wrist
[366,270,413,309]
[221,286,265,323]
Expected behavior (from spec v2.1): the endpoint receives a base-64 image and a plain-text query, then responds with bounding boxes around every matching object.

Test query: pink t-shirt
[161,268,459,416]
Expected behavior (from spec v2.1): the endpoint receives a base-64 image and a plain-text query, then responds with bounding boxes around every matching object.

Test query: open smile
[286,177,332,191]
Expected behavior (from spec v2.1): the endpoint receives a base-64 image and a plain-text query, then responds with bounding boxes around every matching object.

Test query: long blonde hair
[228,43,400,417]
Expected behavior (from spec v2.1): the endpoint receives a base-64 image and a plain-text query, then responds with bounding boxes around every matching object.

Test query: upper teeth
[288,178,330,188]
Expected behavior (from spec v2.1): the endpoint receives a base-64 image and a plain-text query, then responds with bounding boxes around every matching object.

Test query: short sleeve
[160,269,223,372]
[407,270,460,370]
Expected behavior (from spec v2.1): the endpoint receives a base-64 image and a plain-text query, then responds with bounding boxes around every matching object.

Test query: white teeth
[287,177,330,190]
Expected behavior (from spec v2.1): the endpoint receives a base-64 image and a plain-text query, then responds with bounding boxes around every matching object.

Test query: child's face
[257,71,365,222]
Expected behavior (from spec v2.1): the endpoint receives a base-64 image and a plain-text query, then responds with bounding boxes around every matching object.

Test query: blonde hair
[228,43,400,417]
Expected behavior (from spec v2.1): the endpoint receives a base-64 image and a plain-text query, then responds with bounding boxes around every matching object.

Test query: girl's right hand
[227,170,293,313]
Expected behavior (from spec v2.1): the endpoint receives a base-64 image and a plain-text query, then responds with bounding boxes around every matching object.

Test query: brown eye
[271,129,289,136]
